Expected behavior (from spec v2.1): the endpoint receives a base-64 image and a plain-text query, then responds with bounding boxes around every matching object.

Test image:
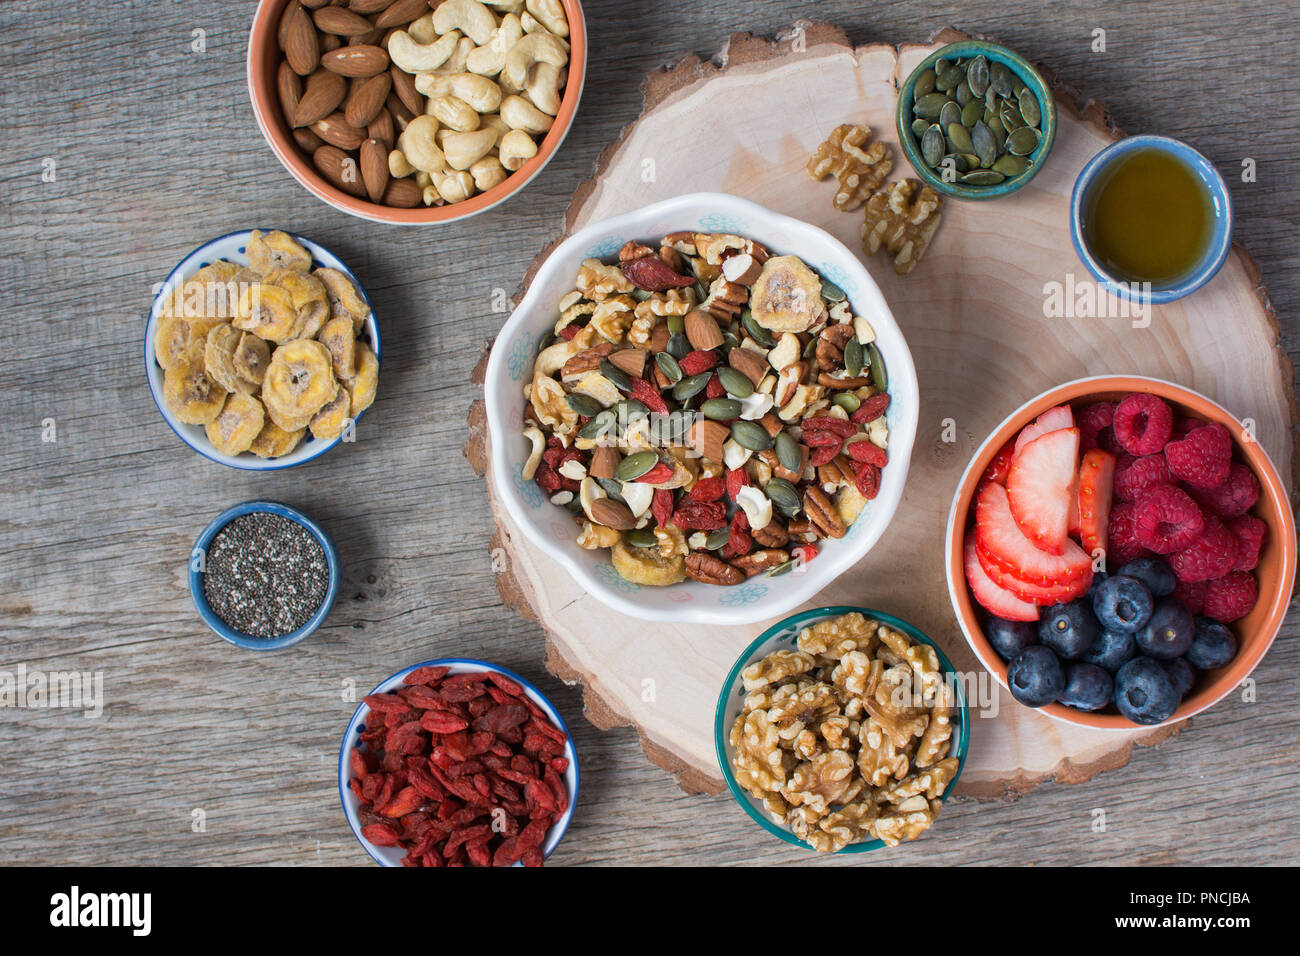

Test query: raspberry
[1173,415,1203,437]
[1078,401,1116,452]
[1227,514,1267,571]
[1169,517,1238,582]
[1203,571,1258,622]
[1106,500,1147,565]
[1172,578,1207,615]
[1133,485,1205,554]
[1113,453,1172,502]
[1189,462,1260,518]
[1113,393,1174,455]
[1164,422,1232,490]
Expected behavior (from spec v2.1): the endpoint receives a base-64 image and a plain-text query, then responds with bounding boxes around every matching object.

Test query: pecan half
[816,324,854,371]
[751,519,790,549]
[560,342,613,381]
[732,548,791,577]
[685,551,745,586]
[804,485,846,539]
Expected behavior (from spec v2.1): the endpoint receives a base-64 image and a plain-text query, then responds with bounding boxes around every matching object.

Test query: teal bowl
[896,40,1057,201]
[714,606,969,854]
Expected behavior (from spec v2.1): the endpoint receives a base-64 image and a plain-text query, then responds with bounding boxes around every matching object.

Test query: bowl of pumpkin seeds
[896,40,1057,200]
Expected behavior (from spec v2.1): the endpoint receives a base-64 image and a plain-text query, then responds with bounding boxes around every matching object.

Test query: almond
[313,145,366,197]
[321,45,389,77]
[345,72,391,128]
[277,62,302,123]
[292,126,325,153]
[389,66,423,116]
[684,309,724,350]
[293,69,346,127]
[313,6,375,36]
[374,0,429,29]
[360,138,389,203]
[278,0,304,50]
[320,32,342,54]
[648,321,670,354]
[367,107,395,146]
[382,177,423,207]
[690,420,730,464]
[283,5,320,76]
[607,348,648,379]
[311,112,367,150]
[349,0,395,13]
[589,446,622,481]
[728,346,768,386]
[588,498,637,531]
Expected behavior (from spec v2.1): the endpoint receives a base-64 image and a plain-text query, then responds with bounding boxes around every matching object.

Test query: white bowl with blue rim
[188,500,340,650]
[714,606,968,853]
[144,229,380,470]
[484,192,919,625]
[1069,135,1232,305]
[338,658,579,867]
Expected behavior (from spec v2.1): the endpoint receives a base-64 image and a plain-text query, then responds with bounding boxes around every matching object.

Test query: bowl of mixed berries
[945,375,1295,728]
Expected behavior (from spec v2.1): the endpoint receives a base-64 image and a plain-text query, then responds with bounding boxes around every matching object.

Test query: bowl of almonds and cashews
[485,193,920,625]
[248,0,586,224]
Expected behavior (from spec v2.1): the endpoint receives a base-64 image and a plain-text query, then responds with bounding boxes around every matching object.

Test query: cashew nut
[396,115,446,173]
[415,72,503,114]
[442,128,498,170]
[500,94,553,135]
[432,0,498,46]
[521,423,545,480]
[436,170,476,203]
[483,0,525,12]
[466,13,524,77]
[502,32,568,92]
[430,36,475,75]
[525,61,562,116]
[525,0,569,38]
[421,184,445,206]
[428,94,481,131]
[387,148,416,179]
[498,128,539,170]
[470,155,508,192]
[388,29,460,74]
[408,12,438,45]
[478,113,509,145]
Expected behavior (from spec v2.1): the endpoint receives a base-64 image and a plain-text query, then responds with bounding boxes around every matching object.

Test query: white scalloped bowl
[485,193,919,624]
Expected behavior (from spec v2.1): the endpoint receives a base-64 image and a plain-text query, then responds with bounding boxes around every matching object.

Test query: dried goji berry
[705,372,726,400]
[721,511,752,559]
[379,786,422,819]
[802,415,857,438]
[854,462,882,499]
[792,543,819,564]
[652,487,675,527]
[533,462,563,494]
[419,711,468,734]
[688,475,727,502]
[349,748,370,780]
[725,467,750,501]
[361,823,401,846]
[802,429,844,448]
[362,693,408,714]
[526,778,559,813]
[851,392,891,424]
[621,255,695,291]
[810,442,840,466]
[474,703,530,734]
[635,462,674,484]
[678,350,719,376]
[486,672,524,698]
[672,499,727,531]
[405,665,451,686]
[551,757,570,773]
[630,377,669,416]
[558,323,582,340]
[846,439,888,467]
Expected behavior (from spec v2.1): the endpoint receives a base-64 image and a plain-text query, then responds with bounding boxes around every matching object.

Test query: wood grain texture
[1,0,1297,866]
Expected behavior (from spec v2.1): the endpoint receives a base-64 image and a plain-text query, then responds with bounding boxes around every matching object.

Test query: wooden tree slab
[465,24,1295,798]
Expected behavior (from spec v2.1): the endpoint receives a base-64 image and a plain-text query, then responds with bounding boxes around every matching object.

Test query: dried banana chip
[246,229,312,274]
[317,315,356,382]
[205,393,265,457]
[162,345,228,425]
[204,323,258,395]
[262,339,337,432]
[347,341,378,418]
[233,332,270,386]
[235,283,298,343]
[609,537,686,586]
[309,386,350,441]
[314,267,371,332]
[154,312,218,370]
[248,418,304,459]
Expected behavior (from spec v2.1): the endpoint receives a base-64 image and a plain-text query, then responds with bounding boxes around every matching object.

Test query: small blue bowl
[715,606,969,854]
[189,500,339,650]
[1070,135,1233,304]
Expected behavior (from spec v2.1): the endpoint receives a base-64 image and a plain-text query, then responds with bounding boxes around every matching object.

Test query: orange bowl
[944,375,1296,729]
[247,0,586,224]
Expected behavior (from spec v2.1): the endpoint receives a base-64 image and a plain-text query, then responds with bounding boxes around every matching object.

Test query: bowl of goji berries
[339,658,578,867]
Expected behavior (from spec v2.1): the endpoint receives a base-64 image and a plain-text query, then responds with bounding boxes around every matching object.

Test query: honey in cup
[1081,147,1214,287]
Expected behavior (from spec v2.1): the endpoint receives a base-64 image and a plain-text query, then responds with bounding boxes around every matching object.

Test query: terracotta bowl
[944,375,1296,730]
[247,0,587,224]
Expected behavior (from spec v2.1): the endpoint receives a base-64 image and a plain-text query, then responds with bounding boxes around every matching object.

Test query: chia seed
[203,513,329,638]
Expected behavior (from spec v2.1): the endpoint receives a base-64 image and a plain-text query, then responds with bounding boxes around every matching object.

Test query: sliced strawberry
[1077,449,1116,559]
[976,482,1092,586]
[964,535,1039,622]
[1013,404,1075,456]
[977,545,1091,605]
[982,439,1017,486]
[1007,427,1081,554]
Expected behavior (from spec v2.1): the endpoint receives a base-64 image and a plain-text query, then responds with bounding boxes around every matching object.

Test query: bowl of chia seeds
[189,500,339,650]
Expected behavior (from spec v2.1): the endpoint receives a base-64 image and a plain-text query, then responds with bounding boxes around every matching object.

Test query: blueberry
[1006,646,1065,707]
[1092,575,1154,633]
[1059,663,1114,711]
[1135,599,1195,660]
[1186,617,1238,670]
[985,616,1037,662]
[1117,557,1176,597]
[1160,657,1196,698]
[1038,599,1098,661]
[1114,657,1181,725]
[1083,629,1137,672]
[1087,569,1109,594]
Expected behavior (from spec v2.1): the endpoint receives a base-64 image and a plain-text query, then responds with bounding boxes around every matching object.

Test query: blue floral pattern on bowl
[507,332,536,382]
[720,581,768,606]
[514,460,545,509]
[584,236,625,260]
[593,560,641,593]
[698,212,749,234]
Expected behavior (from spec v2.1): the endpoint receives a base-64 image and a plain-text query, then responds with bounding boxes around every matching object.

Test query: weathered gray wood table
[1,0,1296,865]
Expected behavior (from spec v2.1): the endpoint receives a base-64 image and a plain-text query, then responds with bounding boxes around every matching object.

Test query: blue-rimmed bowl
[338,658,579,867]
[145,229,380,470]
[189,500,340,650]
[1070,135,1233,304]
[896,40,1057,200]
[714,606,969,854]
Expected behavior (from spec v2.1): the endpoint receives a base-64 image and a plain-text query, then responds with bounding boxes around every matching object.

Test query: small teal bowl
[714,606,969,854]
[188,500,340,650]
[896,40,1057,201]
[1070,134,1233,304]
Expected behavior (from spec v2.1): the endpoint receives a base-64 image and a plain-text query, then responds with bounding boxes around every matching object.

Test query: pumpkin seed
[701,397,742,420]
[596,477,626,501]
[626,528,658,548]
[946,122,973,153]
[960,99,984,128]
[955,79,971,105]
[913,92,950,120]
[731,420,773,451]
[578,410,616,440]
[655,351,682,385]
[845,337,865,378]
[910,117,930,138]
[935,60,962,91]
[820,279,846,302]
[867,342,887,390]
[742,310,775,348]
[992,153,1028,177]
[566,393,603,417]
[921,124,946,167]
[661,409,694,443]
[832,392,861,414]
[990,60,1014,97]
[1001,105,1023,131]
[966,54,989,96]
[763,477,801,516]
[693,280,708,302]
[765,559,797,578]
[722,330,741,351]
[599,358,632,392]
[1006,125,1041,156]
[667,332,690,360]
[564,496,584,514]
[775,431,802,473]
[667,314,685,336]
[939,99,963,130]
[961,169,1006,186]
[986,113,1006,148]
[914,68,936,97]
[631,288,653,302]
[617,399,648,421]
[704,528,731,551]
[803,336,819,360]
[616,450,659,482]
[538,331,556,351]
[672,371,712,401]
[717,366,754,398]
[972,119,997,167]
[1018,90,1040,128]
